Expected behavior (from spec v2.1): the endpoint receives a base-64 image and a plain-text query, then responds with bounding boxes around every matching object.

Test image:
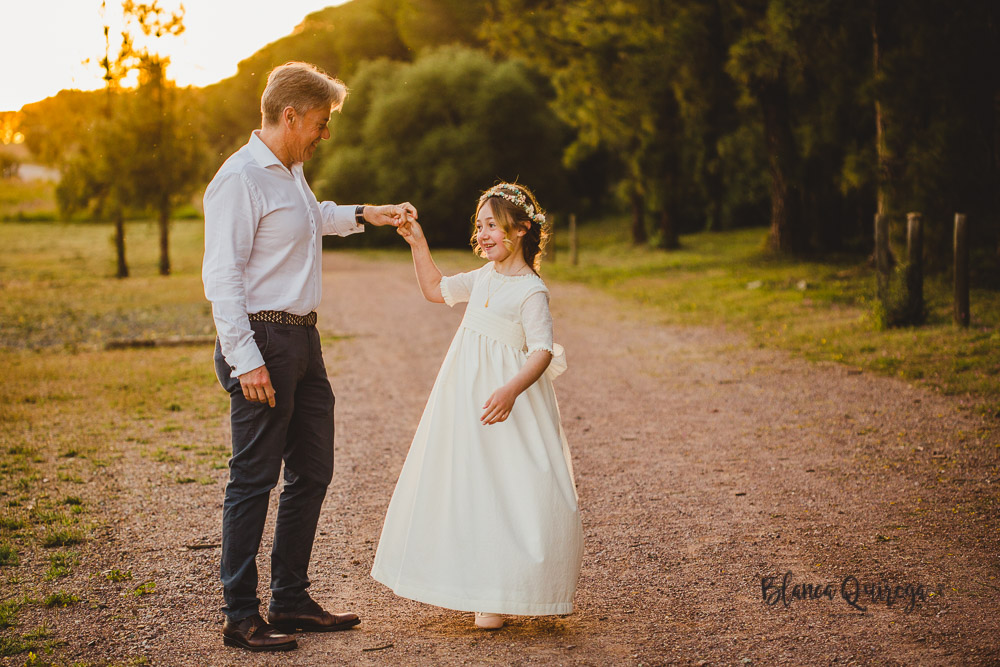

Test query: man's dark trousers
[214,320,334,623]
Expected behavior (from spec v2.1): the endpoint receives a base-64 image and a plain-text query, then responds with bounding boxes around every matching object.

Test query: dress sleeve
[521,290,554,355]
[439,268,479,307]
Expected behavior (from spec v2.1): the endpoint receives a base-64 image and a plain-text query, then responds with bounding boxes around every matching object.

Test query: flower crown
[479,183,546,225]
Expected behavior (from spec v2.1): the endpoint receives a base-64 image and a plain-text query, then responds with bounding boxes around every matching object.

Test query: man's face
[288,106,331,163]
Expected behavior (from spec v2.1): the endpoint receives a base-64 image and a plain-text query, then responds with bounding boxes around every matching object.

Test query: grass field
[0,220,213,350]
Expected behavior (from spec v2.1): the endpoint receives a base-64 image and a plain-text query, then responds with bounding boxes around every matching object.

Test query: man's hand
[239,365,276,407]
[365,202,417,227]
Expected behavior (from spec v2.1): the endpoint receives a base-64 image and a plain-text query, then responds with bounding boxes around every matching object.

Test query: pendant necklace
[484,271,502,307]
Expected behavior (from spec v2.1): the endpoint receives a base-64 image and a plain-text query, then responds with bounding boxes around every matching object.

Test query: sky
[0,0,350,111]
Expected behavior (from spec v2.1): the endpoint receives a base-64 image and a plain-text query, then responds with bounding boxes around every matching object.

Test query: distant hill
[199,0,486,158]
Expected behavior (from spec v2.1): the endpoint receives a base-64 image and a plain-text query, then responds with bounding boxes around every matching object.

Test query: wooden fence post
[953,213,969,326]
[906,212,924,322]
[569,213,578,266]
[874,213,890,301]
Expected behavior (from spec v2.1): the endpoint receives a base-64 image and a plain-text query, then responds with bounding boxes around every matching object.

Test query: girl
[370,183,583,630]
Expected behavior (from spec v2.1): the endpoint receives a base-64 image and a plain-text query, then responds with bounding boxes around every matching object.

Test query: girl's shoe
[474,612,504,630]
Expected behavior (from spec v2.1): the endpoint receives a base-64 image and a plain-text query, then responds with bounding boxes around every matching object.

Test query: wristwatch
[355,205,367,225]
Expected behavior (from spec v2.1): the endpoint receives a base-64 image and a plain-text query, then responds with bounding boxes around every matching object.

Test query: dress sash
[461,307,568,381]
[461,307,526,350]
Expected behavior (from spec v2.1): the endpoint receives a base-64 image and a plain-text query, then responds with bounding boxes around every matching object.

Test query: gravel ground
[22,252,999,666]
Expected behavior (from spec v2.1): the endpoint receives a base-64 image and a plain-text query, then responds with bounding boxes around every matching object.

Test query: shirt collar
[248,130,287,171]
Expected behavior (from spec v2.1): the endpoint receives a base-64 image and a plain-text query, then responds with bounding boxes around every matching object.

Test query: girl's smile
[475,200,527,271]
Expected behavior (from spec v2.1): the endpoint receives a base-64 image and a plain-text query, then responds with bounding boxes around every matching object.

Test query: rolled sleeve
[319,202,365,237]
[202,170,266,377]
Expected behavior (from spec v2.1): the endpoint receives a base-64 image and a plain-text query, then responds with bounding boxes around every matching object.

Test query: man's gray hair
[260,62,348,126]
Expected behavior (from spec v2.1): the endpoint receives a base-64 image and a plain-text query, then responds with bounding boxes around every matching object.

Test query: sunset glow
[0,0,348,111]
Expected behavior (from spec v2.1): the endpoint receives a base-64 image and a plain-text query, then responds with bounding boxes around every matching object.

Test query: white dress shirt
[203,130,363,378]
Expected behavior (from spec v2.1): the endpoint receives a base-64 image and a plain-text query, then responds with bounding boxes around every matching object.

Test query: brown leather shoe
[222,613,297,652]
[267,599,361,633]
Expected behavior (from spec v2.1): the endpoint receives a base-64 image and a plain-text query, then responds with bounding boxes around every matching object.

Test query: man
[202,61,416,653]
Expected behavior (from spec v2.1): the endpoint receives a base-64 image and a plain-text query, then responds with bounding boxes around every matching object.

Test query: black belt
[247,310,317,326]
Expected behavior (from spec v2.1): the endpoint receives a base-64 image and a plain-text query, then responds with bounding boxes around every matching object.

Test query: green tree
[199,0,417,162]
[873,0,999,268]
[489,0,883,255]
[56,0,200,278]
[394,0,488,51]
[57,1,137,277]
[724,0,809,254]
[118,1,203,275]
[317,47,568,246]
[487,0,675,245]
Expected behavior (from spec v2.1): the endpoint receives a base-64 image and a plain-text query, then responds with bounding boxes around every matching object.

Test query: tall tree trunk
[705,170,725,231]
[871,0,899,267]
[114,208,129,279]
[989,1,1000,261]
[872,0,891,220]
[758,78,802,253]
[995,86,1000,262]
[630,188,647,245]
[155,66,171,276]
[658,170,680,249]
[158,197,170,276]
[658,208,679,250]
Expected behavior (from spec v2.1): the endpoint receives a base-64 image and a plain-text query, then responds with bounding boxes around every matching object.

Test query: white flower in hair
[479,183,546,224]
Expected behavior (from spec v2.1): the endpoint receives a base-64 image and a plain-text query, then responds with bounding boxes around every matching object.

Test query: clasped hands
[364,202,418,228]
[364,201,423,243]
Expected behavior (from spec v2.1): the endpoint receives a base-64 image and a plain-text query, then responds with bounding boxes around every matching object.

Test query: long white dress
[370,263,583,615]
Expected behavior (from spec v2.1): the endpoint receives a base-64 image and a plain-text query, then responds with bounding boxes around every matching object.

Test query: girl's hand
[481,384,518,425]
[397,216,426,246]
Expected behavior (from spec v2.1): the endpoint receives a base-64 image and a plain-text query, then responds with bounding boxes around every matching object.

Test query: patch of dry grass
[0,220,213,349]
[0,219,227,661]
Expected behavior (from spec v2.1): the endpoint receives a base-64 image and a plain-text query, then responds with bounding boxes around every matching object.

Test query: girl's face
[476,200,524,262]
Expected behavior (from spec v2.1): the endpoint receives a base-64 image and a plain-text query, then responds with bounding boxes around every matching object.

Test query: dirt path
[54,253,999,666]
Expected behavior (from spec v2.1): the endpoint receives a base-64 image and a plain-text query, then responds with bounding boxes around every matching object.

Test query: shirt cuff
[226,340,265,378]
[321,202,366,237]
